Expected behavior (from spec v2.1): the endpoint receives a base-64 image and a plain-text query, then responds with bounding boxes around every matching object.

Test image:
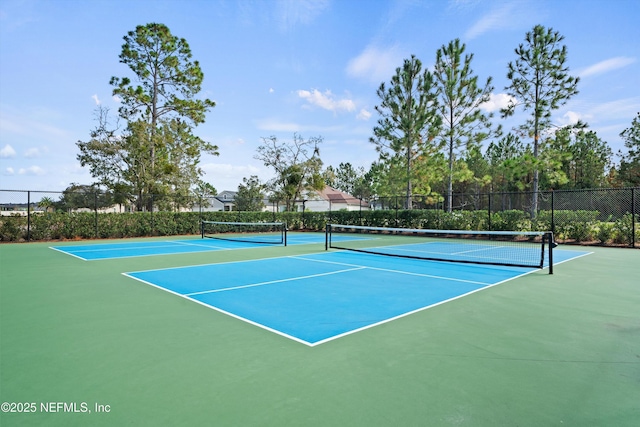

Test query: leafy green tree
[486,133,528,192]
[433,39,498,212]
[371,55,441,209]
[37,197,55,213]
[459,144,492,196]
[555,129,612,189]
[59,184,113,211]
[323,162,367,196]
[77,23,217,211]
[536,135,571,190]
[322,165,337,189]
[255,134,325,211]
[617,112,640,186]
[501,25,580,216]
[192,181,217,211]
[351,166,376,201]
[235,176,265,212]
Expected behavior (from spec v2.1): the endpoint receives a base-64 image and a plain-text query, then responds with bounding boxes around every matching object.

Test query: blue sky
[1,0,639,194]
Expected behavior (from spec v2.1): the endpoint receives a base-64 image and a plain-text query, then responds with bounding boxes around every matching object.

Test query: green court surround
[1,236,638,426]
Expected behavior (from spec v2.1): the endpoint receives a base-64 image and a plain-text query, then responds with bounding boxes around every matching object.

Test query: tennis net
[325,224,555,273]
[201,220,287,245]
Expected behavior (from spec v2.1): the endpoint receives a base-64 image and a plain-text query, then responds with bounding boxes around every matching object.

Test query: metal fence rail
[1,187,638,247]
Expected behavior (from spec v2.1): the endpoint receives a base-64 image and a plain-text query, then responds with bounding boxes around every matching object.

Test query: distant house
[193,187,367,213]
[286,186,368,212]
[192,190,237,212]
[215,191,237,211]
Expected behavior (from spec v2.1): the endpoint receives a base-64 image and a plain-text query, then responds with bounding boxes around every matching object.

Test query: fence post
[27,191,31,242]
[632,187,636,247]
[94,192,98,238]
[488,192,492,231]
[395,196,399,227]
[551,190,555,234]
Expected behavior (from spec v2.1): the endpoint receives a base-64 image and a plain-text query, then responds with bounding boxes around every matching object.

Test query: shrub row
[1,209,638,246]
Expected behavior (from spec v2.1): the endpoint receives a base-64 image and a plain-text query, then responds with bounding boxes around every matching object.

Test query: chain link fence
[368,187,638,247]
[1,187,638,247]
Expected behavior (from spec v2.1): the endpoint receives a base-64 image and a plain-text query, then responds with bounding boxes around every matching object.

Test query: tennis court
[1,227,639,426]
[49,231,339,260]
[124,249,587,346]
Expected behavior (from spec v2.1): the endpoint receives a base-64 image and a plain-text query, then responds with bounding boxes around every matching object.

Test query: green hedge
[1,209,637,246]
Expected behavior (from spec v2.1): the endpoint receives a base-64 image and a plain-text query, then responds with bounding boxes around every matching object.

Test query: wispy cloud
[24,147,41,158]
[18,166,46,176]
[255,119,303,133]
[276,0,330,31]
[579,57,637,78]
[0,109,69,140]
[464,1,538,40]
[297,89,356,113]
[255,118,344,134]
[346,45,407,85]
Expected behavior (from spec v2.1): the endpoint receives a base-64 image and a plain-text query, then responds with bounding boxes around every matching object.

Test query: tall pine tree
[502,25,579,217]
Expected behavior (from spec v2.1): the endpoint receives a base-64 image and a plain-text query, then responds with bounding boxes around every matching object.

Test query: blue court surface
[50,232,337,260]
[123,249,589,346]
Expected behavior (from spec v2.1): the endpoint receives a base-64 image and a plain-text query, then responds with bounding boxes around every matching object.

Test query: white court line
[348,242,538,264]
[291,255,492,286]
[308,268,538,347]
[122,250,591,347]
[50,239,249,260]
[51,241,206,254]
[184,266,366,297]
[49,246,89,261]
[55,243,184,254]
[169,240,230,249]
[122,272,314,346]
[452,245,504,255]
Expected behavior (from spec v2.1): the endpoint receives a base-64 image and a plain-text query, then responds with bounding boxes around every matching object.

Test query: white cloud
[297,89,356,113]
[4,167,15,176]
[92,94,101,105]
[357,109,372,121]
[24,147,40,158]
[579,57,637,78]
[0,144,17,158]
[559,111,587,126]
[346,45,406,84]
[480,93,515,112]
[18,166,46,176]
[269,88,275,94]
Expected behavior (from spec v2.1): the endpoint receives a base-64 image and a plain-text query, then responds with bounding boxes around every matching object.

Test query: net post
[547,232,554,275]
[201,220,204,239]
[325,223,330,250]
[283,222,287,247]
